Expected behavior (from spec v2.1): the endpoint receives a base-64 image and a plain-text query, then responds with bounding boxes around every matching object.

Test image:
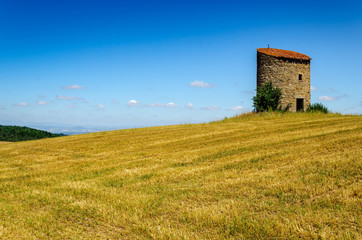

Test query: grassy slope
[0,113,360,239]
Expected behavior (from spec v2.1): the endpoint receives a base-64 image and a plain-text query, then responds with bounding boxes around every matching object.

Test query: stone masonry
[257,48,311,112]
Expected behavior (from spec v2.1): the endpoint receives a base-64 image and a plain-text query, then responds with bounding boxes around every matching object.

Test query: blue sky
[0,0,361,133]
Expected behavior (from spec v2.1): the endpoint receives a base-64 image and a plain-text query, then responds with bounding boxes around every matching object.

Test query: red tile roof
[257,48,311,60]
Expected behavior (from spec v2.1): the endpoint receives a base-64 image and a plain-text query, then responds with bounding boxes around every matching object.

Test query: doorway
[296,98,304,111]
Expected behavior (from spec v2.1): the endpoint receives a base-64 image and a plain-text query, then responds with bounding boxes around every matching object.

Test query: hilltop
[0,113,360,239]
[0,125,65,142]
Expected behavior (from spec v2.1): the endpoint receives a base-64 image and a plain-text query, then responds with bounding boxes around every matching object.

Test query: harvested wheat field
[0,113,361,239]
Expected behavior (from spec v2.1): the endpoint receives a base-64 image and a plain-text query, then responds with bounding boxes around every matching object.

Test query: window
[299,74,303,81]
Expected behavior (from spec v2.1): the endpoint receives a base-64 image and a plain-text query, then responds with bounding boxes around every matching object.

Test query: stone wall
[257,52,311,112]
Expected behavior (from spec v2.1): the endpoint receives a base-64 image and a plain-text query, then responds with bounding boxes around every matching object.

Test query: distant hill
[0,125,65,142]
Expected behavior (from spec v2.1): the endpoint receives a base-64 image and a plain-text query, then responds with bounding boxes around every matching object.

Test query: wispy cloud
[200,105,220,111]
[14,102,29,107]
[145,102,179,108]
[56,95,85,101]
[318,94,348,101]
[127,100,141,106]
[97,104,105,108]
[66,105,76,109]
[62,85,84,90]
[230,106,243,111]
[310,86,317,91]
[0,107,6,110]
[37,101,48,105]
[185,102,194,109]
[146,103,164,107]
[112,99,119,104]
[318,96,336,101]
[189,81,212,88]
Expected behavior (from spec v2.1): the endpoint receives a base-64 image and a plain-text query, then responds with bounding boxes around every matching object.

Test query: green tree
[252,81,284,112]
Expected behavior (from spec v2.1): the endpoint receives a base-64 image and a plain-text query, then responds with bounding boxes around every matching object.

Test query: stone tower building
[257,48,311,112]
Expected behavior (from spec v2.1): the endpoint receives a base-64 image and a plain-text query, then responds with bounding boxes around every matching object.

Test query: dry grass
[0,113,361,239]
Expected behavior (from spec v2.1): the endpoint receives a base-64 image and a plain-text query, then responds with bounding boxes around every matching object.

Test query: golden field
[0,113,361,239]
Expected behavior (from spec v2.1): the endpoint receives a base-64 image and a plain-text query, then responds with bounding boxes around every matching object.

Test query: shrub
[307,103,329,113]
[252,81,283,112]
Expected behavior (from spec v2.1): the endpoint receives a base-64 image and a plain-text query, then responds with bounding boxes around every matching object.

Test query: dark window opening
[299,74,303,81]
[297,98,304,111]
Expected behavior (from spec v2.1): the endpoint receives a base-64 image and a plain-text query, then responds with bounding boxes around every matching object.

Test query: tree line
[0,125,65,142]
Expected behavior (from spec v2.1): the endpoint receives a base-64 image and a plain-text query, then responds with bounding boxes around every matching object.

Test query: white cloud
[166,102,178,108]
[37,101,48,105]
[14,102,29,107]
[230,106,243,111]
[185,102,194,109]
[56,95,84,101]
[62,85,84,90]
[310,86,317,91]
[189,81,212,88]
[318,96,336,101]
[97,104,105,108]
[127,99,141,106]
[200,105,220,111]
